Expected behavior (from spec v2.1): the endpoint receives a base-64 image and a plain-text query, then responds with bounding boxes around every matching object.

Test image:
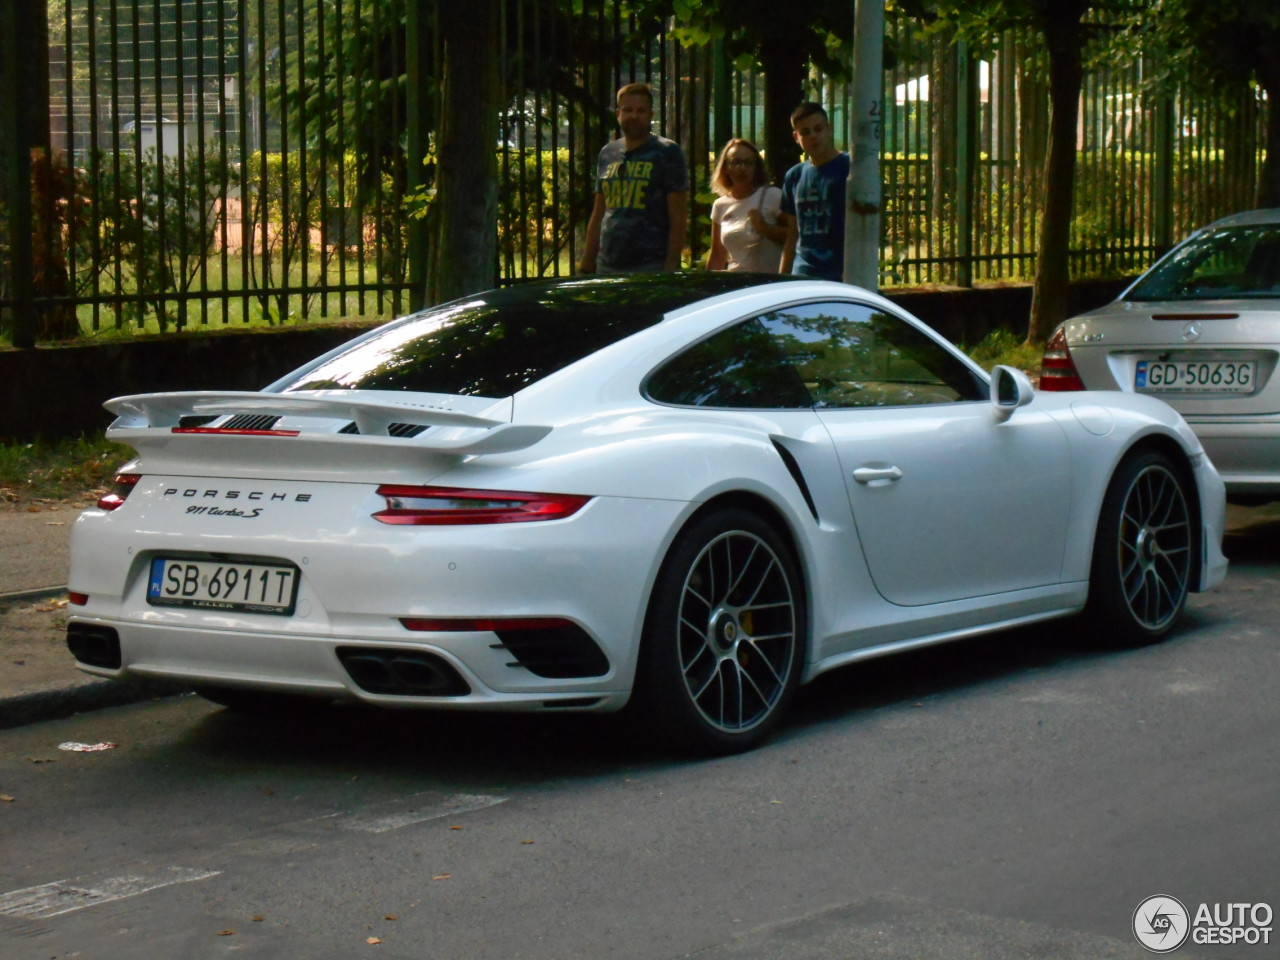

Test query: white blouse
[711,186,784,272]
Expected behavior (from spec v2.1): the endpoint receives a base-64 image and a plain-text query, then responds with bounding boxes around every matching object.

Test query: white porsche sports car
[67,275,1228,754]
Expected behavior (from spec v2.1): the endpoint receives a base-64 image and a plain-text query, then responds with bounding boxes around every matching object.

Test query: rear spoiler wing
[104,391,551,456]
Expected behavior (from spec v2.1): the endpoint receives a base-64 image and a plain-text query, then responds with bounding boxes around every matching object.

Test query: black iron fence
[0,0,1269,344]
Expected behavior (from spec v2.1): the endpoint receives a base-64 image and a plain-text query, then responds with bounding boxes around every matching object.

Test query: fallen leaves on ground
[1,795,15,802]
[367,937,382,945]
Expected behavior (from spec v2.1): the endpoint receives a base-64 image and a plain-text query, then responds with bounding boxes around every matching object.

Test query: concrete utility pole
[843,0,884,290]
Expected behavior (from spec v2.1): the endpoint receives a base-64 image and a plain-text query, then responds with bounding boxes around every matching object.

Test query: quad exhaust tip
[66,623,123,670]
[336,646,471,697]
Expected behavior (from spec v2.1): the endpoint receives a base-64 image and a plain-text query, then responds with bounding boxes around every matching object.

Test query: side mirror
[990,364,1035,422]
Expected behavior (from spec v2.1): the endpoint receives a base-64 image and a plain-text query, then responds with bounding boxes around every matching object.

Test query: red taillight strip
[98,473,141,511]
[373,485,590,525]
[401,617,572,632]
[172,427,301,437]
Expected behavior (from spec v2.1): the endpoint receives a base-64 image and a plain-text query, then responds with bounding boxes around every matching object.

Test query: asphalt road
[1,524,1277,960]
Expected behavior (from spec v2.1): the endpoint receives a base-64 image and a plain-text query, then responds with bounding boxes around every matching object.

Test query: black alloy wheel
[636,507,805,755]
[1087,449,1194,644]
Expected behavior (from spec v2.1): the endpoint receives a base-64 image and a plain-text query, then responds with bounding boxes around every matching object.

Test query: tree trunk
[759,35,807,184]
[1027,4,1085,345]
[428,0,501,305]
[929,31,958,281]
[1254,61,1280,208]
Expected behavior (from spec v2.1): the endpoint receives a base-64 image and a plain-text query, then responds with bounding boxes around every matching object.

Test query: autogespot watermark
[1133,895,1273,953]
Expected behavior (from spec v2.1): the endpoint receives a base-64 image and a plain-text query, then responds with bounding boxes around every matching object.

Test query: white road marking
[0,793,503,922]
[0,867,221,919]
[313,791,507,834]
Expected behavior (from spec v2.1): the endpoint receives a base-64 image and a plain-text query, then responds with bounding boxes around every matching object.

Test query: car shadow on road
[178,693,668,785]
[169,612,1174,784]
[166,519,1268,782]
[788,619,1108,732]
[1223,518,1280,564]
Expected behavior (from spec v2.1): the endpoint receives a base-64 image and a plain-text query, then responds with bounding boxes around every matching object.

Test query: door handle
[853,466,903,484]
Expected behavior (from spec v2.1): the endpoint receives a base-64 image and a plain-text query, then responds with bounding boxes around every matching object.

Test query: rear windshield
[1126,224,1280,301]
[280,274,798,398]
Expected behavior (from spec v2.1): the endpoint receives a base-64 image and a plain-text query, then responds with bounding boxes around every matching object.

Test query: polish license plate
[147,558,299,614]
[1135,359,1256,393]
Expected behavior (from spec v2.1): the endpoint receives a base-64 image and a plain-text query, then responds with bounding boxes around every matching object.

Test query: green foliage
[1138,0,1280,96]
[497,148,580,279]
[0,433,132,505]
[648,0,856,76]
[69,146,236,332]
[963,327,1041,372]
[272,0,414,203]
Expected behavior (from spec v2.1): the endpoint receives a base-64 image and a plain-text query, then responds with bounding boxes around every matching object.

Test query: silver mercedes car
[1043,208,1280,503]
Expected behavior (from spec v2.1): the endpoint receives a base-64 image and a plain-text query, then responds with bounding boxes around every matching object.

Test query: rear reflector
[68,592,88,606]
[98,473,141,511]
[373,485,589,525]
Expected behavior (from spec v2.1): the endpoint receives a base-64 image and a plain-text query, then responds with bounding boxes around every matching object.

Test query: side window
[645,318,812,409]
[758,301,987,408]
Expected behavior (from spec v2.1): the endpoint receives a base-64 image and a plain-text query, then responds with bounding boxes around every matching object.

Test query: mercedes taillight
[1039,327,1086,391]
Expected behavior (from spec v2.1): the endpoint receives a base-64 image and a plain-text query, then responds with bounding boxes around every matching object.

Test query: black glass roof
[281,273,808,399]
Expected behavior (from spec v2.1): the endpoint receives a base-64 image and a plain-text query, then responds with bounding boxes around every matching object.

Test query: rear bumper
[66,492,691,710]
[1189,419,1280,498]
[67,618,632,711]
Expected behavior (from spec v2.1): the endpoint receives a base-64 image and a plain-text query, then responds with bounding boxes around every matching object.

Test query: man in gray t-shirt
[578,83,689,274]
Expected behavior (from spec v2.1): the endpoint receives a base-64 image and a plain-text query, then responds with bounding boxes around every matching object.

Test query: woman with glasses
[706,139,786,273]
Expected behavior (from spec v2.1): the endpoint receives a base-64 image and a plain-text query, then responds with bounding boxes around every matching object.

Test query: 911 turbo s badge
[183,505,263,519]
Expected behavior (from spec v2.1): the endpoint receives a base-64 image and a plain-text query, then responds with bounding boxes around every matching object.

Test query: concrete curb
[0,585,70,604]
[0,677,192,730]
[1,583,191,729]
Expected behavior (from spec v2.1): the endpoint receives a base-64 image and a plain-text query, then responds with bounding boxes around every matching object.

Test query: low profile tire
[1086,450,1195,645]
[635,507,806,755]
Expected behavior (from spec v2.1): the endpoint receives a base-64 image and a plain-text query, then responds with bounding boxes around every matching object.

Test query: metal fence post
[1153,90,1175,255]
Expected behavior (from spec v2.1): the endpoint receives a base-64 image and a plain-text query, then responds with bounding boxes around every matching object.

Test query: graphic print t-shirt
[594,134,689,270]
[781,152,850,281]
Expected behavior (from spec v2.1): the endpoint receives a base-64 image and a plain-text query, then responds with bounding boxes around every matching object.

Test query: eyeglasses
[727,158,756,167]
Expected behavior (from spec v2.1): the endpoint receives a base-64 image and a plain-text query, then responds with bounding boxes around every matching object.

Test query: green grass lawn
[61,256,402,342]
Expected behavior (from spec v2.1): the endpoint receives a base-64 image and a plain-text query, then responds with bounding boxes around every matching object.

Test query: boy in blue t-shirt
[779,102,849,281]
